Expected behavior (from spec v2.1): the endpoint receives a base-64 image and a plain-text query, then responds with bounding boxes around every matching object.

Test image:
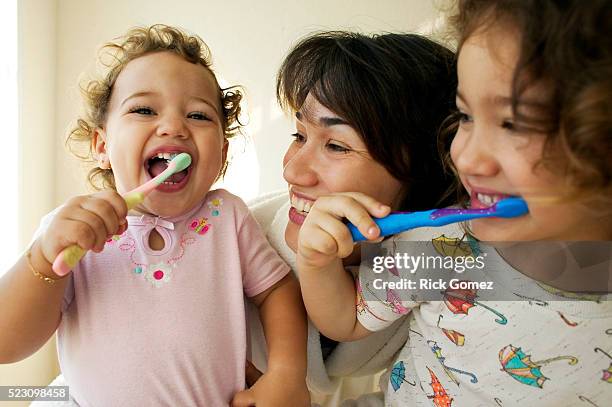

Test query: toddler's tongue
[149,160,169,177]
[149,160,188,183]
[168,170,188,183]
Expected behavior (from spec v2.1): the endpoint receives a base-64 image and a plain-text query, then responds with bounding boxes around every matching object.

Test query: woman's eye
[188,112,211,121]
[326,142,350,153]
[129,106,155,115]
[291,132,306,143]
[458,112,473,123]
[501,120,516,131]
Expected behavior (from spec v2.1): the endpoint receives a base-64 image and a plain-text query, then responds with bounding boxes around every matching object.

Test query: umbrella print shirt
[357,224,612,407]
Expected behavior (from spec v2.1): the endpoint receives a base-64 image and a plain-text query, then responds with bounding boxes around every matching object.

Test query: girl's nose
[282,143,318,187]
[452,126,499,177]
[157,114,187,139]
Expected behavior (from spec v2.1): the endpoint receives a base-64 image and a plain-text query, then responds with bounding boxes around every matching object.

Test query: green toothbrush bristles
[172,152,192,172]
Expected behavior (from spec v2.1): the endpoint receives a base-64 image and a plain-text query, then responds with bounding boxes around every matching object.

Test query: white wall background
[4,0,442,397]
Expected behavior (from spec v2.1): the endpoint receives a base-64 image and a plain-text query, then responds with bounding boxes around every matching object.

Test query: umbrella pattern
[428,340,478,385]
[443,285,508,325]
[499,344,578,388]
[363,282,410,316]
[432,234,480,258]
[594,347,612,383]
[390,361,416,391]
[425,367,453,407]
[578,395,600,406]
[355,280,387,322]
[387,288,410,315]
[536,282,603,303]
[380,246,400,277]
[437,315,465,347]
[557,311,579,327]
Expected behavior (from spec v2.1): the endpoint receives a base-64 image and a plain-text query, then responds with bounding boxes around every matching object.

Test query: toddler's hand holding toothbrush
[37,190,129,278]
[50,152,191,276]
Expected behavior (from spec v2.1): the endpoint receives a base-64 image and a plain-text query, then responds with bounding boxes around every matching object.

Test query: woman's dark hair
[277,31,457,211]
[446,0,612,206]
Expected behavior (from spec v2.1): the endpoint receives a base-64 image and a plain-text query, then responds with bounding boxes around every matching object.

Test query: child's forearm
[298,259,367,342]
[255,274,307,377]
[0,240,66,363]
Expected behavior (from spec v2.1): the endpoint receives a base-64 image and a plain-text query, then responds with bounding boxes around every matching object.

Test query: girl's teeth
[155,152,178,160]
[477,193,504,206]
[303,201,312,213]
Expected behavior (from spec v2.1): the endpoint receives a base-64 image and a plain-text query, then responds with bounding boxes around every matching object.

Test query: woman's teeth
[477,193,504,206]
[291,195,313,214]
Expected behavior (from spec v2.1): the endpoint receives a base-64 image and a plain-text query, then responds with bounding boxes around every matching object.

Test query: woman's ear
[93,128,111,170]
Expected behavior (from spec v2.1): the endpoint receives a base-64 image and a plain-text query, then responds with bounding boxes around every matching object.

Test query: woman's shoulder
[247,190,289,228]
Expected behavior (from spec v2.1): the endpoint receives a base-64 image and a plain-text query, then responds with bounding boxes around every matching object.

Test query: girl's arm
[232,274,309,407]
[0,240,69,362]
[0,190,127,363]
[297,192,390,342]
[251,274,307,377]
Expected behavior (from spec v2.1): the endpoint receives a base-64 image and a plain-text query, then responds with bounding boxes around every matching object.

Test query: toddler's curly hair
[67,24,243,190]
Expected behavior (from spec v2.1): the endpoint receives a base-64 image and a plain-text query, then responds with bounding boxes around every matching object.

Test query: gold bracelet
[26,248,64,285]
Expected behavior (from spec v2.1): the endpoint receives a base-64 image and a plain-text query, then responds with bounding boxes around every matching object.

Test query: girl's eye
[188,112,211,121]
[326,141,350,153]
[129,106,155,115]
[291,132,306,143]
[458,112,473,123]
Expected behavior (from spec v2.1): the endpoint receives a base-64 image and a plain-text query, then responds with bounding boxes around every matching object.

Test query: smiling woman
[246,31,459,406]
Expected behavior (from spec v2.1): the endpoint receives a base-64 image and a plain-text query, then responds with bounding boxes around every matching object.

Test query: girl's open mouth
[145,152,192,192]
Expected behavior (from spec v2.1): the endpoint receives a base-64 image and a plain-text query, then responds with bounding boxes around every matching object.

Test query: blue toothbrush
[348,197,528,241]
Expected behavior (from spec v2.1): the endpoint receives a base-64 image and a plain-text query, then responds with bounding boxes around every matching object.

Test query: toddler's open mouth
[145,152,191,185]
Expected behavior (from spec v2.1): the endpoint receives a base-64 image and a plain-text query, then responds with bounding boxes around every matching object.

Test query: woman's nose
[157,114,187,139]
[282,143,318,187]
[451,126,499,177]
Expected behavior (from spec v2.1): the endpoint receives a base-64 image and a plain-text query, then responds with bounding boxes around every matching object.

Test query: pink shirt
[55,189,289,406]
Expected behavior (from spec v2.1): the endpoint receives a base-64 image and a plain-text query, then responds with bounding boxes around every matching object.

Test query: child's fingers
[230,388,256,407]
[96,189,129,219]
[58,219,99,253]
[314,194,385,241]
[88,190,129,233]
[299,223,339,258]
[79,198,123,239]
[335,192,391,218]
[64,208,114,252]
[304,210,354,258]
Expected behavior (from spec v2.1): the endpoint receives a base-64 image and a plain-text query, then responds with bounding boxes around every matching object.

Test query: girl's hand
[231,367,310,407]
[297,192,390,271]
[39,190,128,269]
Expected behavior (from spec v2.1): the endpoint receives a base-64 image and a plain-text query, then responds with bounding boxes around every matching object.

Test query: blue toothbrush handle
[348,210,436,241]
[347,197,528,242]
